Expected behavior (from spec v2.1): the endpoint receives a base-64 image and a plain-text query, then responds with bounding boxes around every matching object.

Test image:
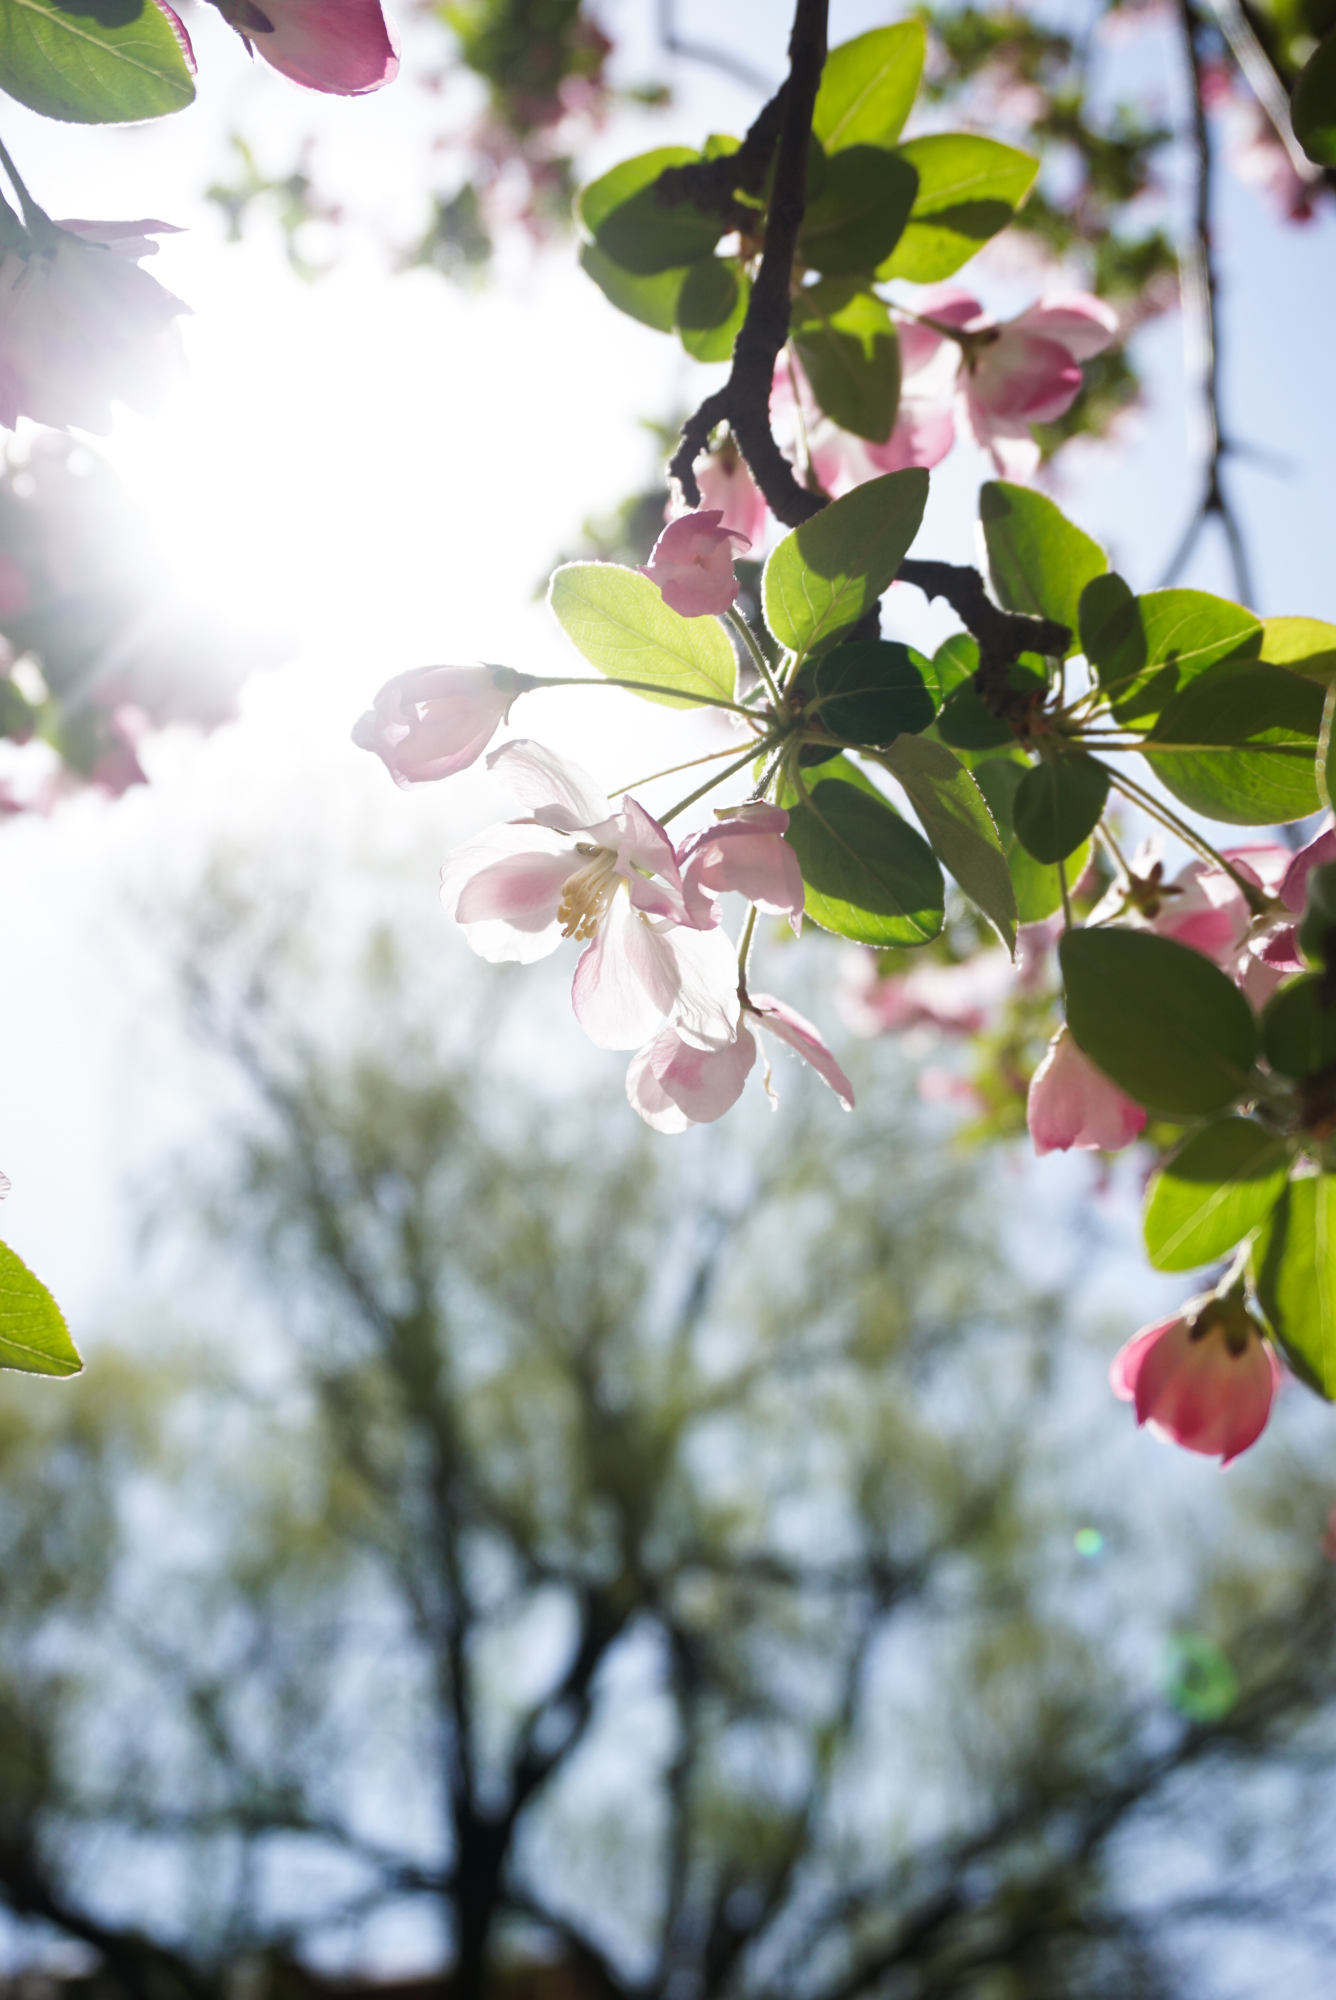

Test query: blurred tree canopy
[1,872,1335,2000]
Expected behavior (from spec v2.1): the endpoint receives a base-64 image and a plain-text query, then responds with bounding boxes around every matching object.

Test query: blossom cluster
[697,287,1119,546]
[354,643,853,1133]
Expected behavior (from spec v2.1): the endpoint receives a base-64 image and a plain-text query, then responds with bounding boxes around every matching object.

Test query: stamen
[557,847,619,941]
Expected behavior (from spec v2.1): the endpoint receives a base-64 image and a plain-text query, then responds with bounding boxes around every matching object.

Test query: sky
[0,0,1333,1337]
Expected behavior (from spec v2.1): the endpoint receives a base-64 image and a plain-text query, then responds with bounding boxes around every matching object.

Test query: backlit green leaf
[1260,615,1336,683]
[813,22,925,151]
[790,283,900,442]
[676,257,748,361]
[579,242,684,331]
[979,482,1104,648]
[578,146,720,275]
[878,134,1038,282]
[0,1240,80,1376]
[881,732,1017,951]
[974,756,1087,923]
[784,766,944,947]
[1146,660,1323,826]
[548,564,736,709]
[1255,1176,1336,1396]
[1060,927,1258,1116]
[1261,973,1336,1079]
[1012,752,1110,864]
[763,469,928,660]
[1293,30,1336,167]
[803,639,933,744]
[1102,589,1261,724]
[797,144,919,277]
[1144,1116,1291,1272]
[0,0,195,123]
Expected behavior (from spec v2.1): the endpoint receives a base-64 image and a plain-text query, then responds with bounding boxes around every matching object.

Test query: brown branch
[656,81,787,230]
[1160,0,1255,604]
[668,0,829,527]
[899,558,1072,713]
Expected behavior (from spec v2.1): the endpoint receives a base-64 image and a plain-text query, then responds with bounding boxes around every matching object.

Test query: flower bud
[1110,1295,1280,1465]
[640,509,749,618]
[353,665,515,786]
[1026,1026,1146,1156]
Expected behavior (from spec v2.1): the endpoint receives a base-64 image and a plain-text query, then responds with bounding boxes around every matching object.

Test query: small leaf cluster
[575,23,1037,442]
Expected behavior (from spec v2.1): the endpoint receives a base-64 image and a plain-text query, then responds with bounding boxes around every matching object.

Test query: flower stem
[1057,853,1073,930]
[607,737,774,801]
[512,671,757,717]
[736,903,759,1004]
[0,134,46,234]
[1105,768,1270,912]
[724,602,784,710]
[659,745,764,827]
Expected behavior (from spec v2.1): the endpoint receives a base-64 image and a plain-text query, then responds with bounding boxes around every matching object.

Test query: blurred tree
[1,876,1335,2000]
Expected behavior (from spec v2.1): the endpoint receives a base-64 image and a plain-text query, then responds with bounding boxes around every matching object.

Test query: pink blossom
[0,221,187,434]
[769,347,954,499]
[627,990,854,1133]
[89,704,149,797]
[691,435,769,546]
[678,804,804,934]
[1027,1026,1146,1156]
[441,739,739,1051]
[908,286,1118,479]
[212,0,398,94]
[1280,819,1336,914]
[1110,1302,1281,1465]
[640,510,748,618]
[353,666,515,787]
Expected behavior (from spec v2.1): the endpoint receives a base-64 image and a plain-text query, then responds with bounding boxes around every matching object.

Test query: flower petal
[486,737,610,831]
[750,992,855,1109]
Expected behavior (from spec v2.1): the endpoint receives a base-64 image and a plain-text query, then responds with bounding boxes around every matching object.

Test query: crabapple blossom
[769,347,954,500]
[353,666,516,787]
[211,0,398,95]
[1110,1298,1281,1465]
[640,510,749,618]
[909,286,1119,479]
[441,739,739,1051]
[627,992,854,1134]
[0,221,187,434]
[1027,1025,1146,1156]
[678,804,805,935]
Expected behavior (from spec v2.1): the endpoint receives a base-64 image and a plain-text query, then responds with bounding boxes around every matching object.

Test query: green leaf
[878,134,1039,282]
[797,144,919,278]
[784,767,944,947]
[1293,30,1336,168]
[1012,752,1110,864]
[579,242,684,332]
[813,22,925,150]
[974,756,1086,922]
[0,1240,80,1375]
[1060,927,1258,1116]
[1255,1176,1336,1396]
[1261,973,1336,1079]
[923,632,977,707]
[1146,660,1324,826]
[547,564,736,709]
[803,639,933,744]
[676,257,748,361]
[1260,615,1336,683]
[1079,572,1142,681]
[0,0,195,123]
[578,146,720,275]
[979,482,1104,647]
[763,468,928,660]
[790,283,900,442]
[935,661,1045,751]
[1144,1116,1291,1273]
[1102,589,1261,724]
[881,732,1017,951]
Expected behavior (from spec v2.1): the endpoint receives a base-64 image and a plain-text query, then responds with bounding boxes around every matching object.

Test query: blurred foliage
[206,135,342,280]
[0,867,1335,1998]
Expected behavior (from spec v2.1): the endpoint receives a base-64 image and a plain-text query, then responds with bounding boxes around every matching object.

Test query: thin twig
[1161,0,1255,604]
[656,0,774,94]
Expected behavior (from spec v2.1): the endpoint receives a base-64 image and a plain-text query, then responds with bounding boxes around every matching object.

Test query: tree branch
[1161,0,1255,604]
[656,82,787,229]
[668,0,829,527]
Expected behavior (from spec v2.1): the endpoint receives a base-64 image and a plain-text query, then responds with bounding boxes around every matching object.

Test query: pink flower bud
[640,509,748,618]
[353,666,514,786]
[1027,1026,1146,1156]
[213,0,398,95]
[1110,1301,1281,1465]
[692,436,769,546]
